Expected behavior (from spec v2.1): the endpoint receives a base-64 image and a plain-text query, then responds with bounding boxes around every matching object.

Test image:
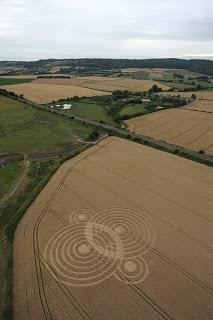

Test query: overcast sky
[1,0,213,61]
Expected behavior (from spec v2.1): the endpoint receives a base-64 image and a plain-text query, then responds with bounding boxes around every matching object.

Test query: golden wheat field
[0,83,110,103]
[1,76,168,103]
[80,82,129,92]
[181,100,213,112]
[125,108,213,155]
[78,79,153,92]
[33,78,88,86]
[103,78,151,88]
[14,137,213,320]
[130,81,170,92]
[34,77,129,92]
[35,77,153,89]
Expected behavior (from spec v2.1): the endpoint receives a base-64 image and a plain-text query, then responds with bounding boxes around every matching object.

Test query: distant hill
[1,58,213,76]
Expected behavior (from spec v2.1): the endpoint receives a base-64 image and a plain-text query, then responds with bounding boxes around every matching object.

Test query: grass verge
[0,79,34,86]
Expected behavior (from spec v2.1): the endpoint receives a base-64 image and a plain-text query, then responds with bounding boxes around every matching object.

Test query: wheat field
[130,81,170,92]
[0,83,110,103]
[125,108,213,155]
[158,91,213,100]
[14,137,213,320]
[181,99,213,112]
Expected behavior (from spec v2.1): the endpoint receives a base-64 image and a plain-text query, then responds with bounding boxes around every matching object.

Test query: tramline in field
[14,137,213,320]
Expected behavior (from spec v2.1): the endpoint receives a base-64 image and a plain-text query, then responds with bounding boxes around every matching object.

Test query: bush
[173,149,180,154]
[199,150,205,154]
[89,129,100,140]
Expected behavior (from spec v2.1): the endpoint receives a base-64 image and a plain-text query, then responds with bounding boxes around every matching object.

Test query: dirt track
[13,137,213,319]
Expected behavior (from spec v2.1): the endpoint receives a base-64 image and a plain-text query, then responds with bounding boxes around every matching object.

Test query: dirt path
[0,160,30,206]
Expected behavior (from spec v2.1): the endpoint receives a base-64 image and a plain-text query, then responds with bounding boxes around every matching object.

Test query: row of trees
[37,75,71,79]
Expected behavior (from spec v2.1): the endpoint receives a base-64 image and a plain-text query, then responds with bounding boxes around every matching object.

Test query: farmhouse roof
[141,98,151,102]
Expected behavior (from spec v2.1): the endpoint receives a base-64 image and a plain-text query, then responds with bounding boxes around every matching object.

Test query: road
[17,97,213,163]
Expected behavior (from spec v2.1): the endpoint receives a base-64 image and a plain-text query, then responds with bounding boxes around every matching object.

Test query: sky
[0,0,213,61]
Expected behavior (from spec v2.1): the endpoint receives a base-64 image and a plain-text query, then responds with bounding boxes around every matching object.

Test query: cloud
[0,0,213,60]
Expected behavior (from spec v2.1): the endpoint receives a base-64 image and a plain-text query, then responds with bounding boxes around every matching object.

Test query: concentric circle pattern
[44,208,155,286]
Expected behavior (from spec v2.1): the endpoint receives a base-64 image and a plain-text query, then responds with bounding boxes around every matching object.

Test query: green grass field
[48,100,116,126]
[0,78,34,86]
[119,104,147,116]
[0,161,23,199]
[162,74,212,89]
[185,80,212,88]
[0,96,94,154]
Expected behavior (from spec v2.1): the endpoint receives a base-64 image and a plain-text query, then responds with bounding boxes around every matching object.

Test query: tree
[199,150,205,154]
[89,129,100,140]
[148,84,163,94]
[191,94,196,100]
[73,95,80,101]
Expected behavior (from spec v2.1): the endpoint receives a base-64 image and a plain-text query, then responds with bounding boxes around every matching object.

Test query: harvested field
[125,108,213,155]
[77,77,152,88]
[14,136,213,320]
[182,100,213,113]
[78,76,118,82]
[158,91,213,100]
[148,72,164,79]
[33,78,88,86]
[0,83,110,103]
[80,82,129,92]
[79,79,152,92]
[1,75,171,103]
[130,81,170,92]
[162,82,196,90]
[104,78,151,88]
[23,77,160,97]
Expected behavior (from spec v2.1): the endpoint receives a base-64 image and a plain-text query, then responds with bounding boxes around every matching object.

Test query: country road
[16,97,213,163]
